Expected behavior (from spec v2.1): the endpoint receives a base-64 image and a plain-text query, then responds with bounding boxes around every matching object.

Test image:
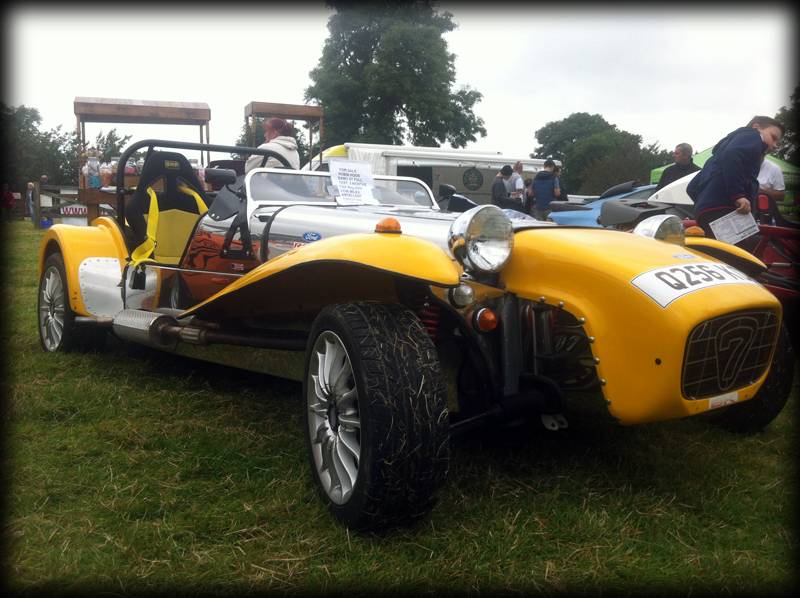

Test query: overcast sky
[4,4,797,162]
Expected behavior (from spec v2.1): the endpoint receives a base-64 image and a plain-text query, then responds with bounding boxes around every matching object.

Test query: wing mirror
[439,183,456,199]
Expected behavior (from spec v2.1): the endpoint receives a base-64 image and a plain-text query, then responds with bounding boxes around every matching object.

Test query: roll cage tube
[114,139,291,230]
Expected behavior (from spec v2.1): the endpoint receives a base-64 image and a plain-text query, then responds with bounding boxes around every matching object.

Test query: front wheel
[708,323,794,434]
[303,302,450,531]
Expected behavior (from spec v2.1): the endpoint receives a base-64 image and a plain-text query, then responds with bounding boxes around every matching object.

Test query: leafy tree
[92,130,132,163]
[304,1,486,148]
[575,134,671,194]
[774,83,798,165]
[532,113,613,162]
[1,103,75,189]
[1,103,140,190]
[565,128,642,194]
[530,111,672,194]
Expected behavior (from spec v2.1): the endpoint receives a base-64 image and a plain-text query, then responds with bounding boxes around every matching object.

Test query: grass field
[3,220,797,594]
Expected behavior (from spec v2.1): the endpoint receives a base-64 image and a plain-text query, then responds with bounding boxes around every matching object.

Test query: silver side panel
[78,257,124,318]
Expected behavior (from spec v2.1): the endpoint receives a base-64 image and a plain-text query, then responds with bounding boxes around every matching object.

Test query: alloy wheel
[39,266,66,351]
[306,330,361,504]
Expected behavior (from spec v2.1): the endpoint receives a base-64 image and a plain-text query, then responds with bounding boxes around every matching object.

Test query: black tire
[38,252,106,352]
[303,302,450,531]
[708,323,795,434]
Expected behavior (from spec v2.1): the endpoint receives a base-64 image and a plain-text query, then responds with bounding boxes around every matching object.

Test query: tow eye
[540,413,568,431]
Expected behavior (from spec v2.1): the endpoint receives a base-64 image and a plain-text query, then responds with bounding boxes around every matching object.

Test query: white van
[303,142,559,205]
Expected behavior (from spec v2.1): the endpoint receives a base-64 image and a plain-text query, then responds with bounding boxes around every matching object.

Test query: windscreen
[247,170,435,208]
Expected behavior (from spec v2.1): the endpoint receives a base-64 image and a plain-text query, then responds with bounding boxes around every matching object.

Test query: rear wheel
[38,252,105,352]
[164,272,192,310]
[708,323,794,434]
[303,302,450,531]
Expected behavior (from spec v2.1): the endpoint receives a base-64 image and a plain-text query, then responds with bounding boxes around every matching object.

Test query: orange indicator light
[375,217,402,233]
[684,225,705,237]
[475,307,498,332]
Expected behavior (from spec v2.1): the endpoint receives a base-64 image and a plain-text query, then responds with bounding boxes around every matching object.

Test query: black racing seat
[126,151,210,266]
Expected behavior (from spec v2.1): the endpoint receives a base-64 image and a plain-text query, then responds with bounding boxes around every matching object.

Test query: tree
[574,134,671,194]
[530,111,672,194]
[1,103,75,189]
[1,103,137,190]
[532,113,613,162]
[304,1,486,148]
[774,83,798,165]
[92,130,132,163]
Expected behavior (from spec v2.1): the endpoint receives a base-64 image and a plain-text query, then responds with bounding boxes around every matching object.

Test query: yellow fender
[685,236,767,273]
[183,231,461,320]
[38,217,129,316]
[501,228,781,425]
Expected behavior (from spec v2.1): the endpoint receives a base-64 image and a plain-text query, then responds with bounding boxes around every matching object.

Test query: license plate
[631,262,758,308]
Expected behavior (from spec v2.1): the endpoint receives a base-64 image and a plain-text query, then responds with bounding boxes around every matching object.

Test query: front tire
[708,323,794,434]
[303,302,450,531]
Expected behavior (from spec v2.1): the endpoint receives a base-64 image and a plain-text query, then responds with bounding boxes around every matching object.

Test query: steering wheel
[257,149,293,169]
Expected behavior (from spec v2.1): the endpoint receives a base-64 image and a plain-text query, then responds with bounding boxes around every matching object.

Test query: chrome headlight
[448,205,514,273]
[633,214,685,245]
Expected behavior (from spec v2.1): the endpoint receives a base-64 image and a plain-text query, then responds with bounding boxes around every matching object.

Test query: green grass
[3,220,797,594]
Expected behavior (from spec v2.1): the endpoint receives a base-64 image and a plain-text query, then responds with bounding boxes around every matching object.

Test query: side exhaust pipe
[111,309,306,351]
[112,309,178,349]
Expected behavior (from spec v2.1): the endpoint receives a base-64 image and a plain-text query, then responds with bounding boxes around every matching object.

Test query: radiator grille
[682,310,779,399]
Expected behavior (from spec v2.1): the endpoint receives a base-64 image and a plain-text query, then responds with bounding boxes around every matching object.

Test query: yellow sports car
[38,140,794,530]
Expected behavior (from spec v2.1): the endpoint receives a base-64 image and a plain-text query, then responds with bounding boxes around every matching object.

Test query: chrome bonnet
[251,204,461,260]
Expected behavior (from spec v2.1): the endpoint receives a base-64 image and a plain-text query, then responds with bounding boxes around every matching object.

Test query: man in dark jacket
[687,116,784,239]
[491,165,516,210]
[531,159,561,220]
[655,143,701,190]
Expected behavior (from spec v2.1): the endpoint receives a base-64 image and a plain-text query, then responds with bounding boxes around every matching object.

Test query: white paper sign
[708,210,759,245]
[329,159,378,205]
[630,261,757,308]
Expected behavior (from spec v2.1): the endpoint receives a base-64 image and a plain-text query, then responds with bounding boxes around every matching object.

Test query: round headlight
[448,205,514,273]
[633,214,685,246]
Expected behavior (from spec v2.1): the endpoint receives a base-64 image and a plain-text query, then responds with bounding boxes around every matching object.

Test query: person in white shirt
[503,161,526,211]
[757,157,785,203]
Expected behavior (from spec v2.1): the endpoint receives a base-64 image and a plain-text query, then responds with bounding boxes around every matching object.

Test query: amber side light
[475,307,498,332]
[684,225,705,237]
[375,217,402,233]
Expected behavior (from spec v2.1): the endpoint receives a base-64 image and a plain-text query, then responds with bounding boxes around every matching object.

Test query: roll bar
[114,139,287,227]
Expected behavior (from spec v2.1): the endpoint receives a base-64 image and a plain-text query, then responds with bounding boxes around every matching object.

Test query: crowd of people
[490,157,565,220]
[489,114,787,230]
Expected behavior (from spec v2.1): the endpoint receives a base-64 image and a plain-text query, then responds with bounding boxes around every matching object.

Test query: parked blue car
[548,181,657,227]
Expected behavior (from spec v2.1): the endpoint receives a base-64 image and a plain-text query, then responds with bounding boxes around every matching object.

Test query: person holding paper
[687,115,784,242]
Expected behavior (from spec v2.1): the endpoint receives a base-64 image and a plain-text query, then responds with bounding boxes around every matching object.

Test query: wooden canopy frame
[74,97,211,223]
[244,101,324,162]
[75,96,211,163]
